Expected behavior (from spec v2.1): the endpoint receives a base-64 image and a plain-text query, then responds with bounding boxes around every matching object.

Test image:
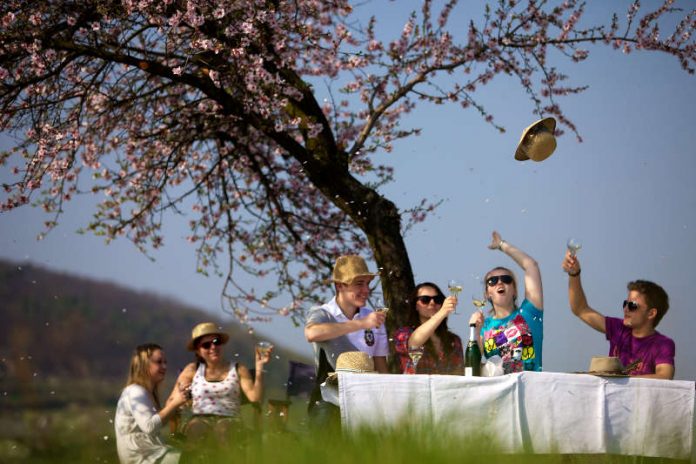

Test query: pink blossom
[2,12,16,27]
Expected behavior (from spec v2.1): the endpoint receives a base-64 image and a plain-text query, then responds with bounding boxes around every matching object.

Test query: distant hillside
[0,259,311,407]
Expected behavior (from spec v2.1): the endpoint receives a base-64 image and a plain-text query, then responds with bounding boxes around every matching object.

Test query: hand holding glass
[567,238,582,256]
[374,298,389,316]
[407,346,424,374]
[256,341,273,358]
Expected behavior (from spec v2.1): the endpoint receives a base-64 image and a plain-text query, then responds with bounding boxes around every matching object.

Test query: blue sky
[1,2,695,379]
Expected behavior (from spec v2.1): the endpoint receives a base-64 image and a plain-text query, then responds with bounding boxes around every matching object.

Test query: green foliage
[0,401,685,464]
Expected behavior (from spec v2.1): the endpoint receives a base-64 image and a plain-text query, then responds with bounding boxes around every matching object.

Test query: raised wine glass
[448,279,463,314]
[374,297,390,317]
[256,341,274,358]
[567,238,582,256]
[471,295,487,309]
[407,345,425,374]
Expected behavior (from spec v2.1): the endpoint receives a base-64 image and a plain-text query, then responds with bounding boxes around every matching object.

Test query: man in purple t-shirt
[562,251,675,379]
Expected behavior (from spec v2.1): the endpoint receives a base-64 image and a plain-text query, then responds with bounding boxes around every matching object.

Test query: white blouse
[114,384,174,464]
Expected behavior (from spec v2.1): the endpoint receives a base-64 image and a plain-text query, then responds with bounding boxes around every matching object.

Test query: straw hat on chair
[326,351,376,384]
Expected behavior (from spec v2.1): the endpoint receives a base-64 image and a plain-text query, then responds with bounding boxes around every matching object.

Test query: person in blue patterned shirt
[469,231,544,374]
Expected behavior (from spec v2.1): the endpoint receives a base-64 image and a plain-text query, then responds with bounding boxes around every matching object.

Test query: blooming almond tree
[1,0,694,327]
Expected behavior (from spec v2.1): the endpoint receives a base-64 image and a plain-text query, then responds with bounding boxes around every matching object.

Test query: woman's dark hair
[407,282,455,357]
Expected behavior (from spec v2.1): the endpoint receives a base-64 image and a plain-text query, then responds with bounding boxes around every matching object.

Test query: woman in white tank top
[167,322,272,448]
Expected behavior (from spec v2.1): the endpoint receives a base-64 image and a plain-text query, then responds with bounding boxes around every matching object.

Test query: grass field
[0,397,687,464]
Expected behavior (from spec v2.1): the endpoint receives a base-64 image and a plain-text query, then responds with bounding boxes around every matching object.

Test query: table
[328,371,695,461]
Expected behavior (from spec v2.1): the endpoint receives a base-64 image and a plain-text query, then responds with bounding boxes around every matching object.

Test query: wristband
[568,269,581,277]
[497,239,506,251]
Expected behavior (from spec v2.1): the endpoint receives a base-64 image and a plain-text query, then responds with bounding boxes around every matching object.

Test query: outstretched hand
[363,310,387,329]
[255,346,273,365]
[488,231,503,250]
[440,295,458,316]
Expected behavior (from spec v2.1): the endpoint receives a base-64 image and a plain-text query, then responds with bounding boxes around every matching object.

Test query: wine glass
[407,345,424,374]
[567,238,582,256]
[374,297,389,316]
[256,341,274,358]
[448,279,463,314]
[471,295,487,309]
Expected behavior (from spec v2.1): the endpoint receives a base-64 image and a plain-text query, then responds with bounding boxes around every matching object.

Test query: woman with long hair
[168,322,271,447]
[115,343,188,464]
[394,282,463,374]
[470,231,544,374]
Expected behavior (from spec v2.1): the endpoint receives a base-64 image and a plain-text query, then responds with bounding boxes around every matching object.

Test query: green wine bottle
[465,323,482,377]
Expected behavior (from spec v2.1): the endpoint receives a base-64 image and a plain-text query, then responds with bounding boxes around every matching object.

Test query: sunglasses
[623,300,640,311]
[199,338,223,350]
[416,295,445,305]
[486,275,514,286]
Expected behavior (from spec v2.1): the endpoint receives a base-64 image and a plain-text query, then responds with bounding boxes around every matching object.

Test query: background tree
[1,0,694,328]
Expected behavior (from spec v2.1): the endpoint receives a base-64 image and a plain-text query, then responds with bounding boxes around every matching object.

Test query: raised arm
[408,296,457,348]
[562,251,606,333]
[490,231,543,310]
[239,345,272,403]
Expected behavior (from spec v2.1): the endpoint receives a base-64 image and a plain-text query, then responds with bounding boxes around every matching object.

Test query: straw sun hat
[332,255,378,284]
[579,356,628,377]
[326,351,376,383]
[514,117,557,162]
[186,322,230,351]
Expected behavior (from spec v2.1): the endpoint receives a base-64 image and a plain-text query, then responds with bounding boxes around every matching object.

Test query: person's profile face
[148,349,167,384]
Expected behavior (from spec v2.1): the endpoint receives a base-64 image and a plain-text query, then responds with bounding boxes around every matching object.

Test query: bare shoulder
[177,362,197,380]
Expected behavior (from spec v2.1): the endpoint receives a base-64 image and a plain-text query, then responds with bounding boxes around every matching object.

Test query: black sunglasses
[199,338,223,350]
[623,300,640,311]
[486,275,514,286]
[416,295,445,305]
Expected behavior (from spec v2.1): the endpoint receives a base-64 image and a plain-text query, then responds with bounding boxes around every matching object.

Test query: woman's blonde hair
[126,343,163,408]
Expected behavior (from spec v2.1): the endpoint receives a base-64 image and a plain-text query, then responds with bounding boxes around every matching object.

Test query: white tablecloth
[332,371,695,461]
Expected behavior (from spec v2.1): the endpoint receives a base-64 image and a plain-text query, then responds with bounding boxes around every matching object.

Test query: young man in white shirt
[304,255,388,424]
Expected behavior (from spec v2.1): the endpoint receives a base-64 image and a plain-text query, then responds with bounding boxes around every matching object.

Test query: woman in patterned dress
[168,322,271,446]
[393,282,464,374]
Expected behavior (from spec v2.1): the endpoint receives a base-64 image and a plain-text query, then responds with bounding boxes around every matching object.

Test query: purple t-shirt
[605,317,675,375]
